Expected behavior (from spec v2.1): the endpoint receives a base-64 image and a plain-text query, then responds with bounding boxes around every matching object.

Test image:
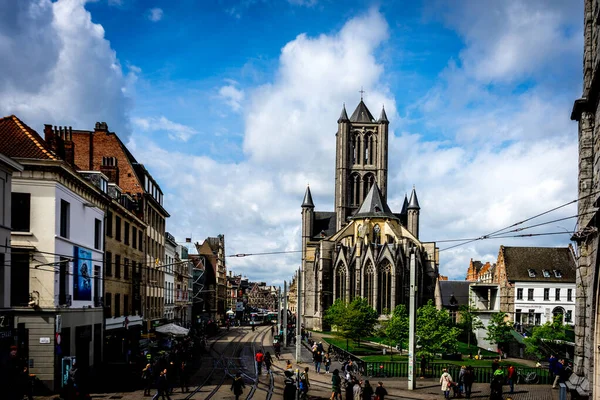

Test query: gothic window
[373,224,381,246]
[377,262,392,314]
[335,266,347,302]
[364,263,375,307]
[364,134,370,164]
[362,173,374,200]
[350,173,360,206]
[354,132,361,165]
[352,136,357,165]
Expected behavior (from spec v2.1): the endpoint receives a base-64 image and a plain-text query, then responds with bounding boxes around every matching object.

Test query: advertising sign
[235,301,244,312]
[73,247,92,301]
[61,356,76,388]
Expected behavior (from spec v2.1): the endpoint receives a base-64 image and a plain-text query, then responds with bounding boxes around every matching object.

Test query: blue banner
[73,246,92,301]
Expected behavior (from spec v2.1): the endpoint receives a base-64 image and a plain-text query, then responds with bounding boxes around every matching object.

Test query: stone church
[300,99,439,331]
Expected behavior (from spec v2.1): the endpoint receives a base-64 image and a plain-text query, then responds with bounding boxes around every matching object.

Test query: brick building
[194,236,227,322]
[69,122,169,330]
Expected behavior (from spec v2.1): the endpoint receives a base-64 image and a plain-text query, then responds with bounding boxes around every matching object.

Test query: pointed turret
[302,185,315,208]
[378,105,389,124]
[350,182,398,221]
[337,104,349,123]
[408,187,420,210]
[400,193,409,214]
[349,100,375,123]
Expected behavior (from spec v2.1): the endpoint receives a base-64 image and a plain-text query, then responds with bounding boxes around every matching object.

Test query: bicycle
[516,368,539,384]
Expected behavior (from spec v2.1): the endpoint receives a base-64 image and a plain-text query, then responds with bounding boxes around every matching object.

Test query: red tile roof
[0,115,57,160]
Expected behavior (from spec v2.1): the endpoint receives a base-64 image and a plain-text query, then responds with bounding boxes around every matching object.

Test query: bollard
[559,383,567,400]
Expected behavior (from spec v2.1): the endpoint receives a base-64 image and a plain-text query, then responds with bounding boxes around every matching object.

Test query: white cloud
[218,84,245,112]
[132,116,198,142]
[147,8,163,22]
[0,0,133,138]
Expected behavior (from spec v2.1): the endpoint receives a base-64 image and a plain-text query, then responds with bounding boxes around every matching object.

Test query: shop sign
[39,337,51,344]
[61,357,76,388]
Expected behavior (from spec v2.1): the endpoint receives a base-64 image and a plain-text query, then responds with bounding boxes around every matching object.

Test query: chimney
[46,126,66,159]
[100,156,119,184]
[44,124,55,148]
[63,126,75,166]
[94,122,109,133]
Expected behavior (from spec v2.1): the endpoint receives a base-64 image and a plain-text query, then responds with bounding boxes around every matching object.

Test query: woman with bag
[439,368,453,399]
[142,363,153,396]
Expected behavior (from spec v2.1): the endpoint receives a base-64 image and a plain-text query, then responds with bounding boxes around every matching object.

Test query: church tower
[334,99,389,230]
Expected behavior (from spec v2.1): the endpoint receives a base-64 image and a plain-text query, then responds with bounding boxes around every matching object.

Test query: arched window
[364,263,375,307]
[373,224,381,246]
[352,136,357,165]
[377,262,392,314]
[335,265,347,302]
[363,173,374,200]
[552,307,565,323]
[354,132,362,165]
[350,173,360,206]
[364,134,370,164]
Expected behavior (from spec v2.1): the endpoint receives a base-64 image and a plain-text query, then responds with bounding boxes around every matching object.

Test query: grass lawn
[360,354,533,369]
[321,337,380,354]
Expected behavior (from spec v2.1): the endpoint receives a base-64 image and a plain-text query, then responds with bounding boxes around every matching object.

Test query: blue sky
[0,0,584,284]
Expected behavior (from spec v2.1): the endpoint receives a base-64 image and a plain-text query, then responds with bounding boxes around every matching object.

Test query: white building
[0,116,107,391]
[164,232,177,322]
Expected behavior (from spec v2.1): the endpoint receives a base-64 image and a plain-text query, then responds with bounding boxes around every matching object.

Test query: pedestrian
[375,381,388,400]
[506,364,515,394]
[180,361,189,393]
[264,351,273,374]
[490,368,504,400]
[420,355,427,378]
[299,367,311,400]
[167,361,176,395]
[284,370,297,400]
[324,353,332,373]
[330,369,342,400]
[345,374,355,400]
[458,365,466,397]
[255,350,264,375]
[230,372,245,400]
[552,359,565,388]
[440,368,453,399]
[463,366,475,399]
[286,360,293,371]
[142,363,153,396]
[361,380,374,400]
[152,369,172,400]
[274,341,281,360]
[314,351,323,373]
[353,378,362,400]
[549,354,557,381]
[318,341,324,353]
[491,358,500,373]
[19,366,33,400]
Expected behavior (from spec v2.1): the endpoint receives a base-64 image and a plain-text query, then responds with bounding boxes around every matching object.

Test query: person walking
[230,372,245,400]
[458,365,466,397]
[506,364,515,394]
[314,351,323,373]
[330,369,342,400]
[552,359,565,388]
[264,351,273,374]
[274,341,282,360]
[345,375,355,400]
[180,361,189,393]
[439,368,453,399]
[353,378,362,400]
[255,350,264,375]
[142,363,153,396]
[548,354,557,382]
[420,355,427,378]
[284,370,297,400]
[152,369,172,400]
[463,366,475,399]
[286,360,293,371]
[490,368,504,400]
[361,380,374,400]
[374,381,388,400]
[299,367,311,399]
[324,353,331,373]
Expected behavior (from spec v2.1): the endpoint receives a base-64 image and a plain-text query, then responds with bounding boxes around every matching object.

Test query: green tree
[385,304,409,351]
[484,312,514,346]
[458,304,485,348]
[323,299,348,330]
[416,300,461,358]
[323,297,378,349]
[524,315,570,359]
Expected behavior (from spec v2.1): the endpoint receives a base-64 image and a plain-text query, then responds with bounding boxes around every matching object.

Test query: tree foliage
[458,304,485,347]
[385,304,409,350]
[416,300,461,358]
[524,315,570,359]
[484,312,514,345]
[324,297,378,345]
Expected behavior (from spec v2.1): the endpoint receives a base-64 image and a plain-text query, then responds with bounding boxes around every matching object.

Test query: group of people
[311,341,332,373]
[439,360,516,400]
[141,359,190,399]
[328,369,388,400]
[548,354,570,388]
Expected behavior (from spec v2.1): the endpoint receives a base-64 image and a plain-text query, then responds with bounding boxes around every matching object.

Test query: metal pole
[283,280,288,347]
[408,252,417,390]
[277,286,281,336]
[296,268,302,362]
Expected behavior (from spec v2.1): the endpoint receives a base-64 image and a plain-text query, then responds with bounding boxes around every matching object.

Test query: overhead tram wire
[438,192,599,252]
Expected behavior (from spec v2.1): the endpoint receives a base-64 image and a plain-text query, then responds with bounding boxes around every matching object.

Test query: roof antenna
[359,87,365,101]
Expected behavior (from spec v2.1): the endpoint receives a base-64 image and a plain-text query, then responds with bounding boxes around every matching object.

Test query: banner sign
[73,247,92,301]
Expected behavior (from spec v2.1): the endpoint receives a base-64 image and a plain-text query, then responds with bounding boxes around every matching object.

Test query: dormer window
[542,269,551,278]
[528,269,536,278]
[553,270,562,278]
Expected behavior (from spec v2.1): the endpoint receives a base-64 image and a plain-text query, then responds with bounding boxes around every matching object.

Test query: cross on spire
[359,87,365,100]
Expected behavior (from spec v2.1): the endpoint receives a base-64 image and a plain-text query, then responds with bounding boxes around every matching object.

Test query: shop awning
[155,323,189,337]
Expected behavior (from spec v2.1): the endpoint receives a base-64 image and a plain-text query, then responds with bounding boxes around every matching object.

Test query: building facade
[0,117,107,390]
[195,236,227,322]
[164,233,176,322]
[300,100,439,331]
[570,0,600,397]
[70,122,170,330]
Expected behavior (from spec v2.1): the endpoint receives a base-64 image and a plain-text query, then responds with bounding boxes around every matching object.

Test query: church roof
[378,106,389,123]
[312,212,337,239]
[349,100,375,123]
[337,104,349,123]
[351,182,399,221]
[438,281,471,308]
[400,193,409,214]
[408,187,420,210]
[302,186,315,208]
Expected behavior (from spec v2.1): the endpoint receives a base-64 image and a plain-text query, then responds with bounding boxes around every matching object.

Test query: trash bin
[559,383,567,400]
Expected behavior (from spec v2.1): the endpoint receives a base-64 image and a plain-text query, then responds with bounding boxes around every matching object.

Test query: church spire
[351,182,398,221]
[408,186,420,210]
[302,185,315,208]
[378,105,389,124]
[401,193,409,214]
[337,103,349,123]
